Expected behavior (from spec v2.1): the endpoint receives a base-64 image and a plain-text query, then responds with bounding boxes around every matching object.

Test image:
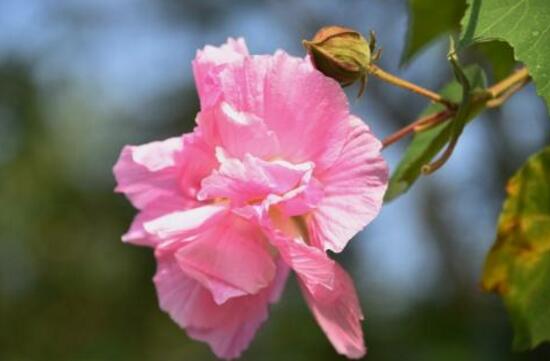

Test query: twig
[486,77,530,108]
[487,67,530,99]
[367,64,458,109]
[381,67,531,150]
[382,109,454,149]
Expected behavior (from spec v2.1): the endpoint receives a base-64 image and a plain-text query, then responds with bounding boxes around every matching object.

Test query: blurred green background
[1,1,549,360]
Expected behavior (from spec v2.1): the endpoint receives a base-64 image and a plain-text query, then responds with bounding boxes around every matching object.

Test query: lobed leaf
[461,0,550,109]
[482,147,550,350]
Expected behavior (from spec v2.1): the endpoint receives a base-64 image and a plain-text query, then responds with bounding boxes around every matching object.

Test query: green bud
[303,26,372,95]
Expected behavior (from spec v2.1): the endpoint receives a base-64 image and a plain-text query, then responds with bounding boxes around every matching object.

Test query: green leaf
[461,0,550,108]
[475,40,516,81]
[482,146,550,350]
[384,65,487,202]
[403,0,467,64]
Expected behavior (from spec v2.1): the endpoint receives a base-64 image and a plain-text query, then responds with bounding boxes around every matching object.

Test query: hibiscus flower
[113,38,388,359]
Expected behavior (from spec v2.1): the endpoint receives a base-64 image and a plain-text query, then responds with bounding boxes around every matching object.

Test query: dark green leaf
[384,65,487,202]
[461,0,550,109]
[482,146,550,350]
[403,0,467,64]
[475,40,516,82]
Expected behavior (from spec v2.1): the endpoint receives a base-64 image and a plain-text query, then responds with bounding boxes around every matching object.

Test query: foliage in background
[397,0,550,351]
[403,0,466,63]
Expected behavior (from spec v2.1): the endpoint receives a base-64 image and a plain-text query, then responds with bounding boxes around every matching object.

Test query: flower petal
[144,203,228,243]
[299,263,366,359]
[261,52,350,169]
[122,196,193,247]
[197,101,279,159]
[192,38,249,109]
[309,116,388,252]
[113,137,184,209]
[198,151,314,207]
[265,208,335,291]
[113,133,218,209]
[268,258,291,304]
[174,214,277,304]
[178,132,219,200]
[206,52,350,170]
[154,254,285,359]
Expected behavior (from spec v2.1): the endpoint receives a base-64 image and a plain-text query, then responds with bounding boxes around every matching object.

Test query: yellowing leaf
[483,146,550,350]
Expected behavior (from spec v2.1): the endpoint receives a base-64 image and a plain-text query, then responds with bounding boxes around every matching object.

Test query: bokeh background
[1,1,549,360]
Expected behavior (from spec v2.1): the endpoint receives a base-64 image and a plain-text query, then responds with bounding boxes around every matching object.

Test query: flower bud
[303,26,372,94]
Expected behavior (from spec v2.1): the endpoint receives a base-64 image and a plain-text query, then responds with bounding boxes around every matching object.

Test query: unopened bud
[303,26,372,95]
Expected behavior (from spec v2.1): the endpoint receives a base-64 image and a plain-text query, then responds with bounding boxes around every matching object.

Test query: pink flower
[113,38,388,359]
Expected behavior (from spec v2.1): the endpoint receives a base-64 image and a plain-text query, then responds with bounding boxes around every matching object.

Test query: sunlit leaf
[461,0,550,109]
[402,0,466,64]
[482,147,550,350]
[384,65,487,202]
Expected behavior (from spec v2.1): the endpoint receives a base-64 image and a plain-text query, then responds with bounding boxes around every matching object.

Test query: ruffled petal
[261,208,364,358]
[264,208,335,291]
[262,52,350,169]
[178,132,219,200]
[299,263,366,359]
[113,137,184,209]
[154,254,286,359]
[213,52,349,170]
[174,214,277,304]
[192,38,249,109]
[268,258,291,304]
[144,203,228,243]
[122,196,193,247]
[113,133,218,209]
[198,150,314,207]
[309,116,388,252]
[200,52,350,170]
[197,101,279,159]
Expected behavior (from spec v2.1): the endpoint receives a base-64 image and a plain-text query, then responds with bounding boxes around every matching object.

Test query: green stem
[367,64,458,109]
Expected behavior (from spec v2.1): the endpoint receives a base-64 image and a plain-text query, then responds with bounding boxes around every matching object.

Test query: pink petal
[215,52,350,170]
[309,116,389,252]
[144,203,228,243]
[299,263,366,359]
[265,209,335,291]
[154,254,288,359]
[174,213,277,304]
[113,133,218,209]
[262,52,350,169]
[178,132,219,200]
[215,55,271,117]
[192,38,249,109]
[262,210,364,357]
[268,258,291,304]
[113,137,184,209]
[274,176,324,217]
[197,101,279,159]
[122,196,193,247]
[198,150,314,207]
[274,235,335,292]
